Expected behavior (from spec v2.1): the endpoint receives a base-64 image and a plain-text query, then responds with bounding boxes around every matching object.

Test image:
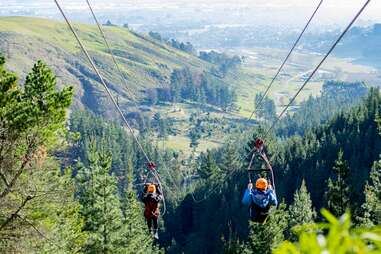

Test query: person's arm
[269,189,278,206]
[154,184,163,202]
[140,185,148,202]
[242,183,253,205]
[140,193,146,202]
[154,193,162,202]
[155,184,162,195]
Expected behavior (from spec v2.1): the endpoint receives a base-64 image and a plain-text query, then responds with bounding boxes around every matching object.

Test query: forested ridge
[0,5,381,254]
[1,28,381,254]
[161,87,381,253]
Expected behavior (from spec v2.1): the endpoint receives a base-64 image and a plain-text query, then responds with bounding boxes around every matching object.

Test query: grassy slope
[2,17,376,154]
[0,16,240,154]
[0,16,212,109]
[225,47,379,117]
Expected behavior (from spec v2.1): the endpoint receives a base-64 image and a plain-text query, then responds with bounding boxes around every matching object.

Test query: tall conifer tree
[325,150,350,217]
[360,158,381,227]
[288,180,316,240]
[77,147,126,254]
[243,204,288,254]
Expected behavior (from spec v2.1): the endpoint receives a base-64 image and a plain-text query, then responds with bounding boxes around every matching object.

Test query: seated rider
[242,178,278,223]
[141,183,162,239]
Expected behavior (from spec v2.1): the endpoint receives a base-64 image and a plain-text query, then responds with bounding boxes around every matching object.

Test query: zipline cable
[262,0,371,140]
[85,0,184,214]
[247,0,324,122]
[85,0,144,115]
[191,1,325,203]
[54,0,169,215]
[54,0,151,165]
[152,170,167,216]
[86,0,186,199]
[181,0,371,204]
[243,0,372,189]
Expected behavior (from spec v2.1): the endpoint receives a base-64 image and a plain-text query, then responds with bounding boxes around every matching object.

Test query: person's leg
[152,216,159,239]
[153,216,158,230]
[257,214,267,223]
[250,205,268,223]
[146,216,152,231]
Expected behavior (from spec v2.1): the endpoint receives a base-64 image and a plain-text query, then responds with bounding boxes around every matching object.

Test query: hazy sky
[2,0,380,7]
[1,0,381,26]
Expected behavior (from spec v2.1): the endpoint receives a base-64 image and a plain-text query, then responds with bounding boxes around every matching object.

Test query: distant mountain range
[335,24,381,67]
[299,24,381,68]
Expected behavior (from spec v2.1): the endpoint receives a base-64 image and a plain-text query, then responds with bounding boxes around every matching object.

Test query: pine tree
[325,150,350,217]
[0,57,73,252]
[219,143,242,173]
[288,180,316,240]
[198,151,221,179]
[39,169,88,254]
[360,158,381,227]
[77,147,127,254]
[254,93,276,122]
[242,204,289,254]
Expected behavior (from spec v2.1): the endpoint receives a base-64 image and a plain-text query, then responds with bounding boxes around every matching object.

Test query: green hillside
[0,16,260,154]
[2,16,376,155]
[0,16,214,112]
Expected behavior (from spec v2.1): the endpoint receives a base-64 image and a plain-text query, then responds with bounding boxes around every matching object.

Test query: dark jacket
[141,184,162,218]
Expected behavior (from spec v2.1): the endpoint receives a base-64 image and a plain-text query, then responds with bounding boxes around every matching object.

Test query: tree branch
[0,171,9,187]
[0,195,33,231]
[15,214,45,238]
[0,158,30,199]
[16,214,66,251]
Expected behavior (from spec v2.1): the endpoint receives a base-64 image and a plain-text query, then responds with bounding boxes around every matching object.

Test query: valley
[1,16,380,156]
[2,2,381,253]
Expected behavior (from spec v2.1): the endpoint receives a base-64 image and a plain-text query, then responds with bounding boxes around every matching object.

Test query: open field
[225,47,380,117]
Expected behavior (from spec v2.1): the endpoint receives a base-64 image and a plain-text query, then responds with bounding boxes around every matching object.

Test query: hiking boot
[153,229,159,240]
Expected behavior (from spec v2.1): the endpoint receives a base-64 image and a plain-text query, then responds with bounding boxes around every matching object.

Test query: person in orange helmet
[242,178,278,223]
[141,183,162,239]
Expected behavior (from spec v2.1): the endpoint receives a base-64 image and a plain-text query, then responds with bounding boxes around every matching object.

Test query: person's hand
[248,183,253,190]
[268,184,273,190]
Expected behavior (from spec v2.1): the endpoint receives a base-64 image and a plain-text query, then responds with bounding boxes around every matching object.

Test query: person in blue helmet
[242,178,278,223]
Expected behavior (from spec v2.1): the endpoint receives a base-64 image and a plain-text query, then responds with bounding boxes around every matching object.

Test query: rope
[247,151,256,183]
[152,170,167,216]
[85,0,144,116]
[259,151,276,195]
[54,0,169,215]
[245,140,277,194]
[243,0,370,198]
[54,0,151,164]
[247,0,324,122]
[242,0,371,200]
[85,0,186,200]
[263,0,371,140]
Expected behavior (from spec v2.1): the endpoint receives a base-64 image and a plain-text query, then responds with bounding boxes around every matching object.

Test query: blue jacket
[242,188,278,208]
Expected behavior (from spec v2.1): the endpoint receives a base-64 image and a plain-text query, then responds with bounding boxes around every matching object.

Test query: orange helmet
[256,178,268,191]
[147,184,156,193]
